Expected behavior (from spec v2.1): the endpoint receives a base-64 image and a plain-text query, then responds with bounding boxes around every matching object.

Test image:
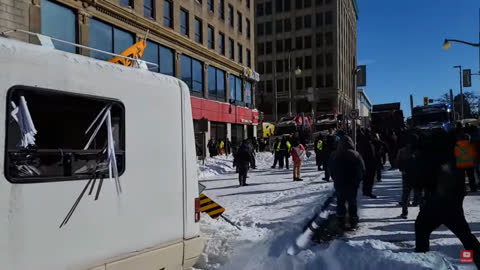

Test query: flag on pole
[108,40,147,67]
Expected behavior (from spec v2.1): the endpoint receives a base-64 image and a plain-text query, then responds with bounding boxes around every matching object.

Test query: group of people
[270,135,307,181]
[325,124,480,268]
[207,138,232,157]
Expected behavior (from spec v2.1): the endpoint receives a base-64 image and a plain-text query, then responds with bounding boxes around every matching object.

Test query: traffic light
[423,97,428,106]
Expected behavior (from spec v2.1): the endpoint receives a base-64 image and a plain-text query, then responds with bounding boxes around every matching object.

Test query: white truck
[0,36,203,270]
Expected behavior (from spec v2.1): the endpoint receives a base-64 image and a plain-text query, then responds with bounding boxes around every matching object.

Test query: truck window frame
[4,85,126,184]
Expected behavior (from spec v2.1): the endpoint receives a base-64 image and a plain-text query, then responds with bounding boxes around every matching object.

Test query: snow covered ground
[194,153,480,270]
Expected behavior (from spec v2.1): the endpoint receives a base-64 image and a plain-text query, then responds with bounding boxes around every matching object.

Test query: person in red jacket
[291,139,306,181]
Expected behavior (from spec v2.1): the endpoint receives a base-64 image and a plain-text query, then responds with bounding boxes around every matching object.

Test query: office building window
[316,74,324,87]
[218,32,225,55]
[266,61,273,74]
[285,78,290,91]
[266,80,273,93]
[144,40,175,75]
[229,75,243,102]
[305,36,312,49]
[305,0,312,8]
[316,54,324,67]
[277,79,283,92]
[163,0,173,28]
[208,66,226,100]
[316,13,323,26]
[266,22,273,35]
[326,32,333,45]
[207,25,214,49]
[295,0,302,9]
[295,37,303,50]
[257,23,264,36]
[207,0,214,12]
[257,3,264,16]
[144,0,154,18]
[266,41,272,54]
[295,16,302,30]
[228,5,234,27]
[180,9,189,36]
[316,33,323,47]
[194,18,202,43]
[219,0,225,19]
[265,1,272,15]
[276,40,283,52]
[237,12,242,33]
[276,20,283,33]
[296,77,303,90]
[304,15,311,28]
[246,0,250,9]
[276,0,283,12]
[245,82,252,105]
[326,73,333,87]
[284,0,291,11]
[246,19,251,39]
[305,56,312,69]
[238,43,243,63]
[90,18,134,61]
[316,0,323,6]
[246,49,251,67]
[181,55,204,93]
[41,0,77,53]
[284,18,291,32]
[257,42,264,56]
[305,76,312,88]
[258,62,265,74]
[326,53,333,66]
[296,57,303,69]
[325,11,333,24]
[285,38,292,51]
[229,38,235,59]
[276,60,283,72]
[120,0,133,7]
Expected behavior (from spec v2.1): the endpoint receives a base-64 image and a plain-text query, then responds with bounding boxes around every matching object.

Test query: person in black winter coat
[414,129,480,269]
[357,130,378,198]
[271,138,281,168]
[314,135,324,171]
[236,140,252,186]
[323,131,337,181]
[329,135,366,229]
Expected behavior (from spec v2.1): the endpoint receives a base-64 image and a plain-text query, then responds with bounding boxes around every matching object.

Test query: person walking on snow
[291,139,306,181]
[396,133,422,219]
[455,133,478,192]
[358,130,378,199]
[236,140,252,187]
[315,135,324,171]
[279,136,291,169]
[329,135,366,230]
[271,138,281,168]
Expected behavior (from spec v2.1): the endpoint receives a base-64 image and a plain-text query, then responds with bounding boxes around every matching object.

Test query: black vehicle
[411,104,453,131]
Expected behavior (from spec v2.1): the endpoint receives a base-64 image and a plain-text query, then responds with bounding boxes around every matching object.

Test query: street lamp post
[287,50,302,116]
[453,65,464,120]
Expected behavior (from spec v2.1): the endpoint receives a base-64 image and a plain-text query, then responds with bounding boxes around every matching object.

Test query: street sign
[463,69,472,87]
[199,193,225,219]
[357,65,367,87]
[349,109,359,119]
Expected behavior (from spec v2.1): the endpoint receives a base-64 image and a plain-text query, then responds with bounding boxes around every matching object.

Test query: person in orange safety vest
[454,134,478,192]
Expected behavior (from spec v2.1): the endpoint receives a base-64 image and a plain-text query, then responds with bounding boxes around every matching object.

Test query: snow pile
[197,155,235,180]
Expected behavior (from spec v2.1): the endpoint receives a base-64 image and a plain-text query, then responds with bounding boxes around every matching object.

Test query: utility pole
[409,94,414,116]
[288,52,292,116]
[454,65,464,119]
[273,58,278,122]
[450,89,455,121]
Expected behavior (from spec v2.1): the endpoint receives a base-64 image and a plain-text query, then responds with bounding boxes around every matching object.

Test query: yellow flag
[108,40,147,67]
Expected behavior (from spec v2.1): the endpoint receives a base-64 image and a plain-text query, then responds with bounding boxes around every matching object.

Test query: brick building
[0,0,259,152]
[255,0,358,121]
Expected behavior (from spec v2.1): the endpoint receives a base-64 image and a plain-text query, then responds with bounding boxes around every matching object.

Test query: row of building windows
[257,0,332,16]
[40,0,252,104]
[179,8,251,66]
[257,74,334,93]
[257,53,333,74]
[257,12,332,36]
[257,34,333,55]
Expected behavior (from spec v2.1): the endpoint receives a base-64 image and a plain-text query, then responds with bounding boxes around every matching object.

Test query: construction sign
[199,193,225,219]
[108,40,147,67]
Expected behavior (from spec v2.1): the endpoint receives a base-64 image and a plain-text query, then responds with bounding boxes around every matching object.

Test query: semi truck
[371,103,405,132]
[411,103,453,131]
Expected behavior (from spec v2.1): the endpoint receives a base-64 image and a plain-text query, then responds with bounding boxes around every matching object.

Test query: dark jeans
[238,163,249,185]
[401,174,421,215]
[457,168,477,191]
[415,200,480,268]
[283,152,289,169]
[362,168,376,195]
[323,159,330,180]
[272,152,280,168]
[337,189,358,220]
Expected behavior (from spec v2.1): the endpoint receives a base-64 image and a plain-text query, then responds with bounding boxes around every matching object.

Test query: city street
[195,153,480,270]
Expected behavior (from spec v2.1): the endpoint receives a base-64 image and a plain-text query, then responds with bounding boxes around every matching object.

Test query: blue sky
[357,0,480,117]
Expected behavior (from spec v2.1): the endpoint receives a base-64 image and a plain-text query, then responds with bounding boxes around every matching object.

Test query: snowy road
[194,153,480,270]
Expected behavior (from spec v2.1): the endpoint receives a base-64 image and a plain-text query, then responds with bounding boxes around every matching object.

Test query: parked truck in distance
[411,103,453,131]
[371,103,405,132]
[273,115,312,144]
